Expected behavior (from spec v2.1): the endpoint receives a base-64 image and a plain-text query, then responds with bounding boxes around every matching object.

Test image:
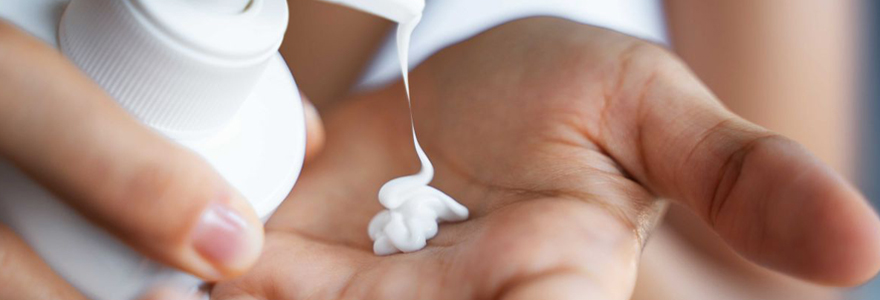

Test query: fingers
[601,42,880,285]
[138,288,202,300]
[0,22,263,279]
[0,224,88,300]
[301,95,326,162]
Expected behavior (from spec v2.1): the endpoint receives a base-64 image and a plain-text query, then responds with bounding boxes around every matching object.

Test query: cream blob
[363,6,469,256]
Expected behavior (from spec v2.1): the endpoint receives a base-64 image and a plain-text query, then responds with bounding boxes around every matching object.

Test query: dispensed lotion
[0,0,306,299]
[321,0,470,255]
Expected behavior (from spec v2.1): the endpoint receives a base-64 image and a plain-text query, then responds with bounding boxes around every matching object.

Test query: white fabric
[357,0,668,90]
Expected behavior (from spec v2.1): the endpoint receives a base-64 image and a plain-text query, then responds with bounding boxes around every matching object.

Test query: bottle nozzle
[320,0,424,23]
[183,0,252,14]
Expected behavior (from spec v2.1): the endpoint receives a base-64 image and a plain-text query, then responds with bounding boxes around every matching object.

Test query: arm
[664,0,859,176]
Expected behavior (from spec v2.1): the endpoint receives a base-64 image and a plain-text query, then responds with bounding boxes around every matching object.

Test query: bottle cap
[59,0,288,138]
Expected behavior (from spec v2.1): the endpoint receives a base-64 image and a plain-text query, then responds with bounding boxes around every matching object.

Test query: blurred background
[854,0,880,298]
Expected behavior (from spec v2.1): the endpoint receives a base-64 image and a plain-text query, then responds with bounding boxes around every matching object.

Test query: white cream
[367,16,469,255]
[322,0,469,255]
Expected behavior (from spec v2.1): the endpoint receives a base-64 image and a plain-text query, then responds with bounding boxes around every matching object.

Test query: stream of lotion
[366,14,469,256]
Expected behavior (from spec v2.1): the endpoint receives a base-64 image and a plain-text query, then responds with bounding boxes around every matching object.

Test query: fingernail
[192,202,255,270]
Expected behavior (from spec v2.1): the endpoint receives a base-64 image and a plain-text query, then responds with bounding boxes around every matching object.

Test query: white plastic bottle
[0,0,306,299]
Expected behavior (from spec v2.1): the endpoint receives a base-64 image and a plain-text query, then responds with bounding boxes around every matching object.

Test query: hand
[0,21,324,299]
[213,17,880,299]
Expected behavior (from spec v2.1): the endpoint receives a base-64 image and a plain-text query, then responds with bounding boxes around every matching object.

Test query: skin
[211,18,880,299]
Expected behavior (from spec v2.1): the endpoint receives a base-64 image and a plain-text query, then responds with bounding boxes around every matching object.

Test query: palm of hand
[212,18,880,300]
[211,20,662,300]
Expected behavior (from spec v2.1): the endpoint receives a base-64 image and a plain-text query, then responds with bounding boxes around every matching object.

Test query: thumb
[598,42,880,286]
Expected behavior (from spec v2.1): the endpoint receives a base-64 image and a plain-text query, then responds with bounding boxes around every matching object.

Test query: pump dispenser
[0,0,306,299]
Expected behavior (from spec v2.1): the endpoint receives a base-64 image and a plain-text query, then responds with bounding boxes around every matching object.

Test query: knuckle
[703,134,792,258]
[706,134,783,228]
[613,40,682,91]
[619,40,676,67]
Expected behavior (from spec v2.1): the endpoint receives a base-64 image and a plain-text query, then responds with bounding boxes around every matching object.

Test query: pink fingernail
[192,202,251,268]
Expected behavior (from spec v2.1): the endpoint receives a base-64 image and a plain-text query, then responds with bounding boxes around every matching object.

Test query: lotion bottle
[0,0,306,299]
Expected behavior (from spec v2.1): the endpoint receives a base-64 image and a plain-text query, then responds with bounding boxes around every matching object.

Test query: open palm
[212,18,880,300]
